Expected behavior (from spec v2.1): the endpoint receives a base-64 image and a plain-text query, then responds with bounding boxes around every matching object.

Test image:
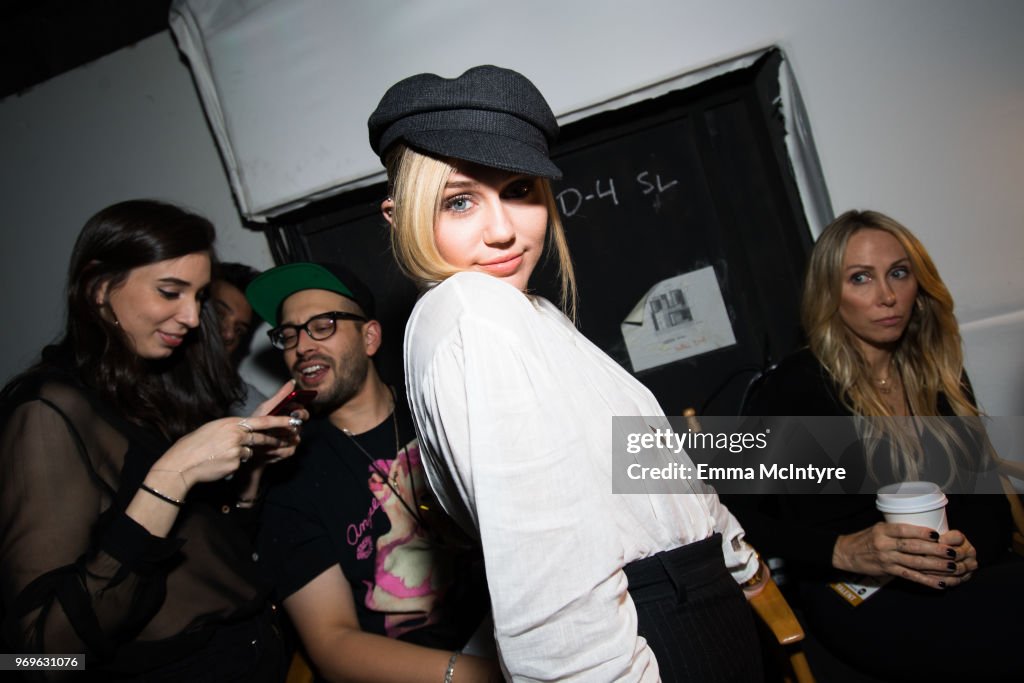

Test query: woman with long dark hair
[0,200,305,681]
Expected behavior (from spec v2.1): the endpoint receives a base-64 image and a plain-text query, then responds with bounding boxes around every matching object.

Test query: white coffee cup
[875,481,949,532]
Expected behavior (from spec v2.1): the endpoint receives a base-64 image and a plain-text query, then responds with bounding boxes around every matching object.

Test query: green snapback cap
[245,262,375,327]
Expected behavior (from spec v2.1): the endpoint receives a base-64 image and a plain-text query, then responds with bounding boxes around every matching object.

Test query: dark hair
[213,261,263,361]
[17,200,240,439]
[215,262,262,302]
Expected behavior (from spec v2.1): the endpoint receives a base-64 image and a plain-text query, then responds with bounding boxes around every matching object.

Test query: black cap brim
[408,130,562,180]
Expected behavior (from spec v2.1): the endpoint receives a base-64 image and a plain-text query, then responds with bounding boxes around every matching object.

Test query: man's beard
[308,348,371,414]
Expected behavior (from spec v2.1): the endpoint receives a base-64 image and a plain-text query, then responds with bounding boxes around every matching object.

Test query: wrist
[831,534,851,571]
[146,467,189,499]
[139,482,183,508]
[234,473,263,510]
[234,494,259,509]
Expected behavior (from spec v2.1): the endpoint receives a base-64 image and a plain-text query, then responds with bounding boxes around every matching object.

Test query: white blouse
[404,272,757,682]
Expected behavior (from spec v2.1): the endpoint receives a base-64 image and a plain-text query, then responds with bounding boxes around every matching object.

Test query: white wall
[0,33,279,388]
[3,0,1022,416]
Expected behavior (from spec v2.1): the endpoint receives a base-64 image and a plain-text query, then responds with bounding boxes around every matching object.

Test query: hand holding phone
[269,389,317,416]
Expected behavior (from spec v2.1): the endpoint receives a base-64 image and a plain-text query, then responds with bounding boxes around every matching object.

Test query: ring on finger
[241,445,253,463]
[248,431,255,447]
[238,420,254,433]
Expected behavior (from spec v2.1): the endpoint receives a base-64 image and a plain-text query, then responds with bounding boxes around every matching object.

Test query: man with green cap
[246,262,496,682]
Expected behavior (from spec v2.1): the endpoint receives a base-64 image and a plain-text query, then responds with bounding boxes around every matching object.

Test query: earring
[915,298,924,312]
[103,298,119,326]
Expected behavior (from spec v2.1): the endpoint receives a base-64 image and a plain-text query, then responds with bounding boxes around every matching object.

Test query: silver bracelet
[444,650,460,683]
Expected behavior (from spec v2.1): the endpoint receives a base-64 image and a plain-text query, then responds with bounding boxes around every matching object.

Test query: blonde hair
[385,144,577,320]
[802,209,981,482]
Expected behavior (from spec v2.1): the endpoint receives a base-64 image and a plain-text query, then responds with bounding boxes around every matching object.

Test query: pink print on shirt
[346,496,382,559]
[356,535,373,561]
[360,440,454,638]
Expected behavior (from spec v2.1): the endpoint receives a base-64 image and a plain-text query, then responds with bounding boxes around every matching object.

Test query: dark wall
[268,50,814,416]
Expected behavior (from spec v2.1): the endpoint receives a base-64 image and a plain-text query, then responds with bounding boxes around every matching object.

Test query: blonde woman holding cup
[734,209,1023,681]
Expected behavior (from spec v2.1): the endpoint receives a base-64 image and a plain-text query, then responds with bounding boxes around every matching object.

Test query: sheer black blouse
[0,368,270,678]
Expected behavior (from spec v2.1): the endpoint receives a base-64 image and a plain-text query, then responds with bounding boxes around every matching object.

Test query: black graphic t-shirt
[258,403,485,646]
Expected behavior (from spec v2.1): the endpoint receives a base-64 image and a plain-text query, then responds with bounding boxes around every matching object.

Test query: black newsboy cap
[368,65,562,179]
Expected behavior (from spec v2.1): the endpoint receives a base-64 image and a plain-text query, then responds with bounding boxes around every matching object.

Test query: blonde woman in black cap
[370,66,765,682]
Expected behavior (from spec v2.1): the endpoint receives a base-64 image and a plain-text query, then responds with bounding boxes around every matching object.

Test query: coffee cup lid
[875,481,948,514]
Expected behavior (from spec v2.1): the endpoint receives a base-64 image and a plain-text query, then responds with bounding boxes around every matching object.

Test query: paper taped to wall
[621,266,736,372]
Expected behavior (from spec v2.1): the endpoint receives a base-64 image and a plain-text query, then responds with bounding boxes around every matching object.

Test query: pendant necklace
[874,359,896,395]
[339,388,425,526]
[342,413,402,491]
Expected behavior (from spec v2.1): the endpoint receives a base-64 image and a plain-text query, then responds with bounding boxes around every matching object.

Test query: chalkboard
[266,49,815,416]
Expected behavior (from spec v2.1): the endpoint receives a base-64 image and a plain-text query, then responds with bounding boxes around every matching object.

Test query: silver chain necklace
[339,395,425,526]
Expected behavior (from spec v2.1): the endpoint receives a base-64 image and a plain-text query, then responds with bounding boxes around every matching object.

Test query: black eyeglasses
[267,311,367,350]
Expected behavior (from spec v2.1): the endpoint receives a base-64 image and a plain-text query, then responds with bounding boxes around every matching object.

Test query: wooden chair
[748,575,815,683]
[286,650,315,683]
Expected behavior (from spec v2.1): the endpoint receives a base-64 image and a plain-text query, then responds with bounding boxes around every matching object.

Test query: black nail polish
[946,548,956,558]
[929,531,940,541]
[947,562,956,572]
[938,581,947,589]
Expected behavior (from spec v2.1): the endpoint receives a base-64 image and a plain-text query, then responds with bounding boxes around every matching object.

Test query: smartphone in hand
[268,389,317,416]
